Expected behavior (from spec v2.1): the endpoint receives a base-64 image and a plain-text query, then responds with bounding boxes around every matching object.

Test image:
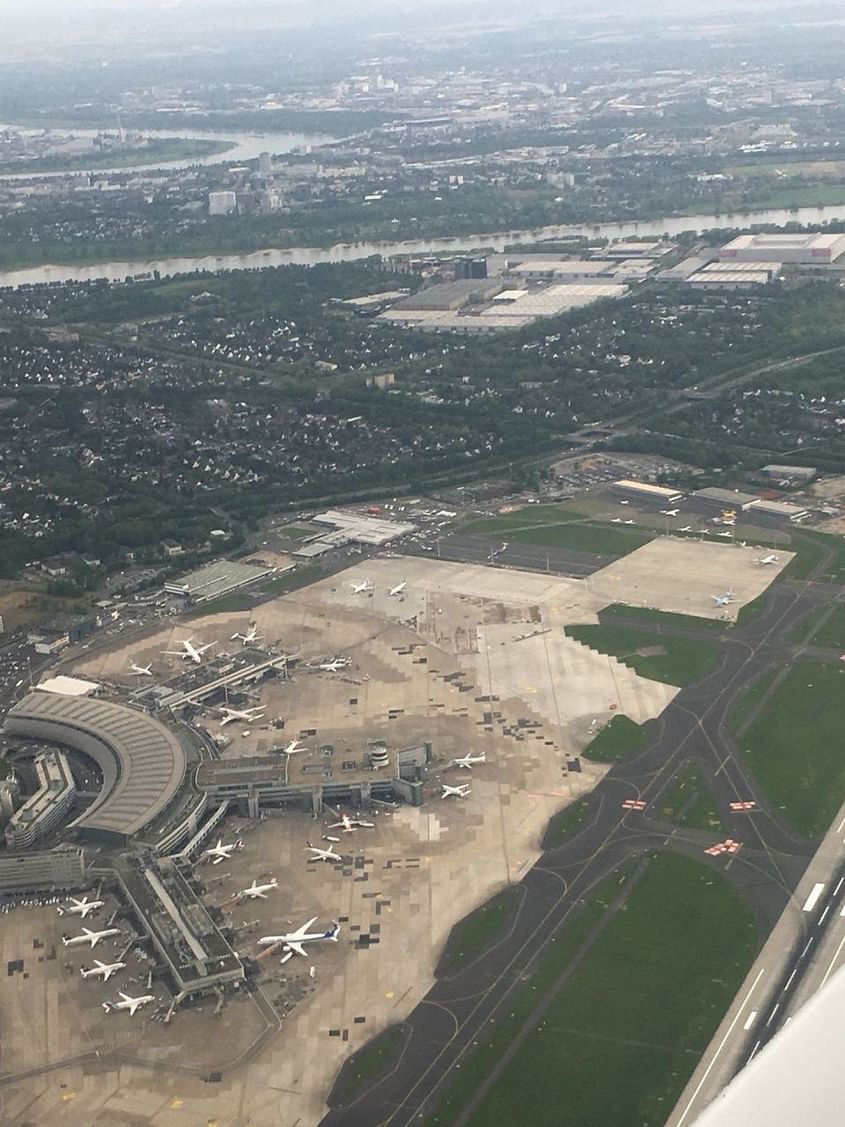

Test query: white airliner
[163,637,216,665]
[218,705,265,727]
[62,927,121,949]
[611,517,622,523]
[129,662,153,676]
[754,554,780,566]
[315,658,350,673]
[231,624,260,644]
[678,526,693,533]
[711,588,736,607]
[717,530,733,538]
[452,752,487,769]
[388,580,407,597]
[238,877,278,900]
[103,992,155,1016]
[328,812,375,833]
[660,508,680,517]
[258,917,341,957]
[350,579,374,594]
[202,837,244,865]
[442,783,472,799]
[306,844,343,863]
[276,738,308,755]
[57,895,104,919]
[80,959,126,982]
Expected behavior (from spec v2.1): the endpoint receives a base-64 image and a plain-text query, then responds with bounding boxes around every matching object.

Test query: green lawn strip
[258,565,321,595]
[460,506,587,535]
[330,1024,407,1107]
[805,603,845,649]
[599,603,726,633]
[584,715,649,762]
[788,530,845,583]
[437,886,523,977]
[424,865,637,1127]
[510,521,652,557]
[543,797,592,848]
[734,661,845,839]
[277,525,318,541]
[186,591,257,616]
[658,763,724,832]
[734,590,770,627]
[463,853,759,1127]
[565,623,720,686]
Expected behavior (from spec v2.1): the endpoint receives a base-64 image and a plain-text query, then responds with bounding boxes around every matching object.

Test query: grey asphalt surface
[320,539,842,1127]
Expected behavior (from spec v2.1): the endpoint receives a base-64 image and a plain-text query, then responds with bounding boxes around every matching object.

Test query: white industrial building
[719,232,845,264]
[208,190,237,216]
[610,479,684,507]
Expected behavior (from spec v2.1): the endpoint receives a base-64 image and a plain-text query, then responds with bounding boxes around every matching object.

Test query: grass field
[804,603,845,649]
[599,603,726,633]
[330,1024,406,1107]
[277,525,316,540]
[658,763,723,832]
[437,886,522,977]
[460,507,653,557]
[733,661,845,838]
[788,530,845,584]
[427,853,758,1127]
[565,623,720,686]
[584,715,649,762]
[424,865,637,1127]
[543,797,592,847]
[186,591,256,616]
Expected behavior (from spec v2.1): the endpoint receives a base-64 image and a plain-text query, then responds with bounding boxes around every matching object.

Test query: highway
[321,540,842,1127]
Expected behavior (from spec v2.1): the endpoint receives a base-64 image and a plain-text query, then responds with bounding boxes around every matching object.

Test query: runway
[321,541,841,1127]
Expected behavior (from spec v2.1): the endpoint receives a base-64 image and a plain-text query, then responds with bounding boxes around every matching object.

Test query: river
[2,202,845,290]
[0,125,337,179]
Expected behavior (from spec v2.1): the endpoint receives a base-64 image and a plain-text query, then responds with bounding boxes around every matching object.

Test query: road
[321,543,841,1126]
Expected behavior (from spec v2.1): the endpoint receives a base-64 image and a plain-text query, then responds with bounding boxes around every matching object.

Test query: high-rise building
[258,150,272,178]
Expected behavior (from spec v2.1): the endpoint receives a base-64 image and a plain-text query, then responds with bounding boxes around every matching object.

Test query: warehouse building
[310,509,416,546]
[4,750,77,849]
[761,464,817,484]
[748,499,811,526]
[688,487,760,516]
[164,558,280,605]
[719,232,845,264]
[609,479,684,508]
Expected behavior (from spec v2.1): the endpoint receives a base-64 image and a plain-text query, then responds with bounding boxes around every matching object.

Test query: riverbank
[0,137,232,176]
[2,201,845,288]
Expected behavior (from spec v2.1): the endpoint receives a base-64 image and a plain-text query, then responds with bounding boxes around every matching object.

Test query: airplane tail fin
[325,923,340,941]
[102,1002,113,1013]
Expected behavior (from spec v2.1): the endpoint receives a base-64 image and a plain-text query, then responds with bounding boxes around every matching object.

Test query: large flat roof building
[610,480,684,507]
[164,558,279,605]
[719,232,845,264]
[4,692,188,844]
[0,847,87,894]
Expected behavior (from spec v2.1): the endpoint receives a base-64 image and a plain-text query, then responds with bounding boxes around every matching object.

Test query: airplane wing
[285,942,308,957]
[326,821,343,829]
[289,916,319,940]
[82,927,94,936]
[94,959,106,969]
[118,992,131,1003]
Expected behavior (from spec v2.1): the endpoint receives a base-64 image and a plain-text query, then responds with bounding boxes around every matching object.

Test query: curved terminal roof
[4,691,187,839]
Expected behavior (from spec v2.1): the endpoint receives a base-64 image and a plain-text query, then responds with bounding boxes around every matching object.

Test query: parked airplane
[306,844,343,863]
[217,705,265,727]
[717,530,733,538]
[57,895,104,919]
[314,658,350,673]
[388,580,407,597]
[202,837,244,865]
[711,588,736,608]
[754,554,780,566]
[231,624,260,644]
[660,508,680,517]
[80,959,126,982]
[257,917,341,957]
[350,579,374,594]
[279,738,307,755]
[163,637,216,665]
[442,783,472,799]
[623,519,636,525]
[102,992,155,1016]
[328,812,375,833]
[62,927,121,949]
[678,526,693,533]
[129,662,153,677]
[238,877,278,900]
[452,752,487,770]
[611,517,622,523]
